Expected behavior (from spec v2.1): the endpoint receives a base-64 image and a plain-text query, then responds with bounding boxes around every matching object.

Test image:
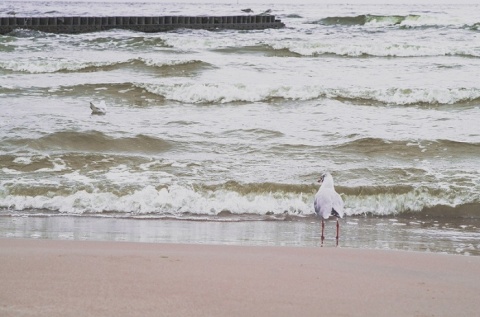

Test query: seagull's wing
[331,191,344,218]
[90,101,107,115]
[314,190,333,219]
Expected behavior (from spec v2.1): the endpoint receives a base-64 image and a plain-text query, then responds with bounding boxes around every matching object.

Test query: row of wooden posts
[0,15,285,34]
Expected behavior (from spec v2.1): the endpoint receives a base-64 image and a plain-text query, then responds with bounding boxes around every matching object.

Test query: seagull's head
[318,172,330,184]
[318,172,334,187]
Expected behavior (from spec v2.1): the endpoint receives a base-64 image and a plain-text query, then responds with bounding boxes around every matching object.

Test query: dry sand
[1,238,479,317]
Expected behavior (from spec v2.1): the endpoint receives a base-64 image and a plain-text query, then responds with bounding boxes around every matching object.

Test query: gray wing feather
[331,191,344,218]
[314,191,333,219]
[314,173,345,219]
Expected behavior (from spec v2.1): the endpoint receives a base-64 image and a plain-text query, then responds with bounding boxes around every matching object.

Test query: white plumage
[90,100,107,115]
[314,172,344,220]
[314,172,344,246]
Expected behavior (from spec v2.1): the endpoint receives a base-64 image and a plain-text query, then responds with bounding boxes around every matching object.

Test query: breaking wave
[80,34,170,50]
[6,81,479,106]
[137,82,480,105]
[313,14,480,31]
[267,41,480,58]
[1,182,478,219]
[0,57,211,74]
[3,28,171,49]
[335,138,480,157]
[314,14,421,26]
[2,131,172,154]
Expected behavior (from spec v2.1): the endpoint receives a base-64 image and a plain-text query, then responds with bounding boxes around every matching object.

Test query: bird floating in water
[314,172,345,247]
[241,8,253,13]
[90,100,107,115]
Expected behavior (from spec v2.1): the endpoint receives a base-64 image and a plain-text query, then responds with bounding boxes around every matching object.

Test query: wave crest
[0,57,210,74]
[4,131,172,154]
[137,82,480,105]
[315,14,420,26]
[313,14,479,31]
[1,182,478,218]
[335,138,480,156]
[268,40,479,58]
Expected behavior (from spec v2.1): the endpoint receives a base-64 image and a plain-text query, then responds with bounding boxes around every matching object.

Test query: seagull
[259,9,272,16]
[314,172,344,247]
[90,100,107,115]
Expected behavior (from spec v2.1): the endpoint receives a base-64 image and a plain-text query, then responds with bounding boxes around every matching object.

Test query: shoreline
[1,215,479,256]
[1,238,480,317]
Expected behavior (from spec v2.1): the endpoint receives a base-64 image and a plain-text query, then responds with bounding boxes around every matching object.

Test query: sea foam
[1,183,478,218]
[137,82,480,105]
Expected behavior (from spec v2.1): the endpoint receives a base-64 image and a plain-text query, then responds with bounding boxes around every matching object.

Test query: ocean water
[1,1,479,254]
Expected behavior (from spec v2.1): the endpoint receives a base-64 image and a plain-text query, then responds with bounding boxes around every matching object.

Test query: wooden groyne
[0,15,284,34]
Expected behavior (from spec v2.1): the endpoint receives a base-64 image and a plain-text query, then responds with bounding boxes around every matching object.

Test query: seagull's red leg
[336,219,340,247]
[321,219,325,247]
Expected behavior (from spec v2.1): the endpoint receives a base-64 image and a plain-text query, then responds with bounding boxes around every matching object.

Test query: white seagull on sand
[90,100,107,115]
[314,172,345,247]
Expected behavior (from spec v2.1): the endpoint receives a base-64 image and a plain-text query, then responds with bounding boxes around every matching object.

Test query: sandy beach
[1,1,479,316]
[1,239,479,317]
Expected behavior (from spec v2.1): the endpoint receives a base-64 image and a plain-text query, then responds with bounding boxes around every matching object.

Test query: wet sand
[1,238,479,317]
[2,216,479,255]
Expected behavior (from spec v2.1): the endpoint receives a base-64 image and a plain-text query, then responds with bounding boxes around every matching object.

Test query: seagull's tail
[332,209,341,218]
